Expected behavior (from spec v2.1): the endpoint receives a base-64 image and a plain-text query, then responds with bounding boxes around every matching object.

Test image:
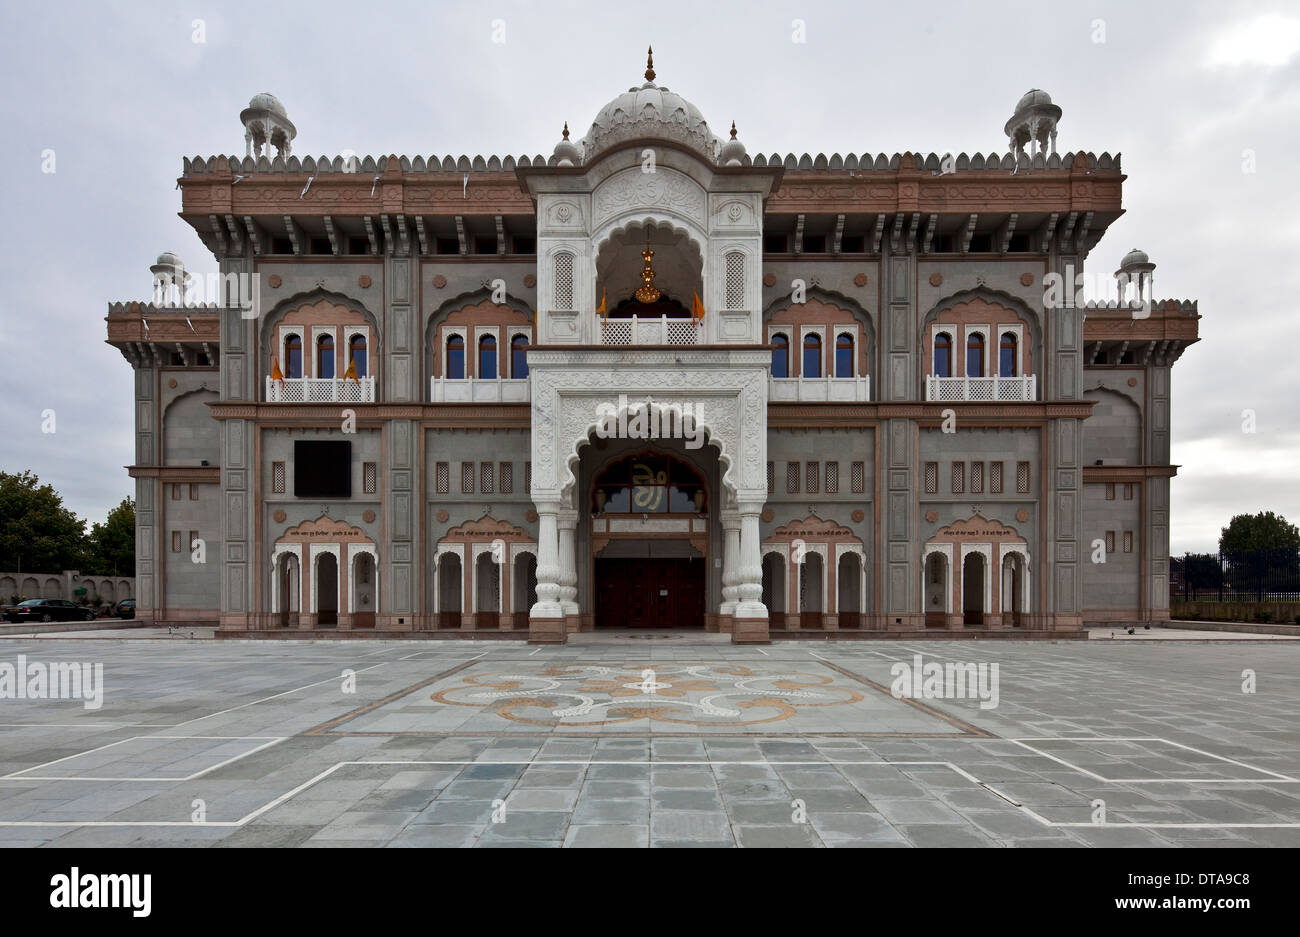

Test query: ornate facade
[105,56,1200,642]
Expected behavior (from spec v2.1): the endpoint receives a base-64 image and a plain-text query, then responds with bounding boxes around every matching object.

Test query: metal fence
[1171,549,1300,602]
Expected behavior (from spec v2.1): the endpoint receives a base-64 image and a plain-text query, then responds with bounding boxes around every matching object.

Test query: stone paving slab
[0,637,1297,847]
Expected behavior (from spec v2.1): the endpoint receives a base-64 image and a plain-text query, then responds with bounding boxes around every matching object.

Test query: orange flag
[596,287,607,319]
[692,291,706,321]
[271,353,284,384]
[342,357,360,385]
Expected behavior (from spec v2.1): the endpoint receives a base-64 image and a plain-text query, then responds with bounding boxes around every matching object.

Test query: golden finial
[730,121,738,140]
[562,122,570,141]
[645,45,656,82]
[634,231,661,303]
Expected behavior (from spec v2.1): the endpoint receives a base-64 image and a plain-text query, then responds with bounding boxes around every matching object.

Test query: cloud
[1205,13,1300,68]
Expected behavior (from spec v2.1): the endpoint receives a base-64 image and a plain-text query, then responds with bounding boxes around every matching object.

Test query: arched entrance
[798,552,824,628]
[352,551,376,628]
[590,450,709,629]
[762,552,786,628]
[437,552,462,630]
[962,552,985,626]
[276,551,300,628]
[1002,552,1025,628]
[512,553,537,629]
[316,553,338,627]
[924,550,949,628]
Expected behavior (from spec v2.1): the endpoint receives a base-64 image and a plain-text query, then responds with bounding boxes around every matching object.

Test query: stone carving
[592,168,706,229]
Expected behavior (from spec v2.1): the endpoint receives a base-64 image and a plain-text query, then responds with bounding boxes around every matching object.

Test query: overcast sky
[0,0,1296,553]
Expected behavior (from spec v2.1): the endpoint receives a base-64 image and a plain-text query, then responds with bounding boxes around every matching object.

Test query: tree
[0,471,90,572]
[86,498,135,576]
[1219,512,1300,555]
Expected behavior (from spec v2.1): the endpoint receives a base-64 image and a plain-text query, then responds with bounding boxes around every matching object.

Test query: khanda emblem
[631,462,667,511]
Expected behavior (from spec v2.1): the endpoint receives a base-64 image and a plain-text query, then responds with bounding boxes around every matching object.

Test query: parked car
[2,599,96,623]
[115,598,136,619]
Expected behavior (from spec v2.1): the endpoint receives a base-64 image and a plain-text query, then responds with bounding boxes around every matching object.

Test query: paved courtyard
[0,634,1297,847]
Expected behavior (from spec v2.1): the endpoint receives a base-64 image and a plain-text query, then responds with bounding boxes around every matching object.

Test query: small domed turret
[1005,88,1062,159]
[1115,248,1156,304]
[552,122,581,167]
[718,121,747,167]
[149,252,187,305]
[240,93,296,159]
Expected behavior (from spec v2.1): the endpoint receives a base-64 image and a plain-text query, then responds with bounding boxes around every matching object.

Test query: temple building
[105,52,1201,642]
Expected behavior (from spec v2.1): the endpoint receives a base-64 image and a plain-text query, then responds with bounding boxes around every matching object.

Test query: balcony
[769,375,870,402]
[430,376,530,403]
[925,375,1037,402]
[265,376,376,403]
[599,316,701,346]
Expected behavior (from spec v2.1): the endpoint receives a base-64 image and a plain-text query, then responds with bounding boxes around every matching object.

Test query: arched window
[934,332,952,378]
[348,334,368,377]
[771,333,789,378]
[835,332,854,378]
[284,334,302,379]
[511,334,529,379]
[999,332,1018,377]
[446,335,465,380]
[316,333,334,379]
[803,332,822,378]
[479,335,498,380]
[966,333,985,377]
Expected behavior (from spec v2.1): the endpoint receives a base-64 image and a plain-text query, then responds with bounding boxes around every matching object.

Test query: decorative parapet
[179,150,1121,176]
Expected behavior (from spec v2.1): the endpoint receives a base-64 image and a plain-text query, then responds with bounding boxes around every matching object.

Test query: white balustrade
[598,315,701,346]
[924,374,1036,402]
[266,376,376,403]
[430,375,531,403]
[769,375,871,402]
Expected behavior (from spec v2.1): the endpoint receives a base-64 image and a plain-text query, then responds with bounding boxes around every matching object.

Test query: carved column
[557,508,580,633]
[718,512,741,633]
[733,500,769,643]
[529,504,565,643]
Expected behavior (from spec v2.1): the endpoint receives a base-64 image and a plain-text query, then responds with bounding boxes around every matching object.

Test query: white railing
[769,375,870,402]
[266,376,376,403]
[430,376,530,403]
[599,315,701,346]
[925,375,1036,402]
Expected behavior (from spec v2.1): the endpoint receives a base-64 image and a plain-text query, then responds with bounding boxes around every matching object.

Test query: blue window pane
[511,336,529,379]
[803,335,821,378]
[285,337,302,379]
[479,337,497,379]
[835,333,853,378]
[966,335,984,377]
[934,335,951,378]
[447,338,465,380]
[317,338,334,379]
[771,334,788,378]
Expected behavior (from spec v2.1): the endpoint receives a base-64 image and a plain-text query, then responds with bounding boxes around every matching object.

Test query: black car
[115,598,136,619]
[2,599,96,623]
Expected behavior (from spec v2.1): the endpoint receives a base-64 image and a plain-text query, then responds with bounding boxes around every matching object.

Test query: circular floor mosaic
[430,663,864,727]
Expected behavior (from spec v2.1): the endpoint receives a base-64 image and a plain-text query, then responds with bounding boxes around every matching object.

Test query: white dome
[154,251,183,268]
[582,52,718,163]
[1016,89,1054,110]
[1120,248,1152,268]
[247,93,288,117]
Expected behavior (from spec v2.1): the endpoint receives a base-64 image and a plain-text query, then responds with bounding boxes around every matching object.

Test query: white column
[735,501,767,618]
[720,513,741,617]
[531,505,563,618]
[556,508,578,616]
